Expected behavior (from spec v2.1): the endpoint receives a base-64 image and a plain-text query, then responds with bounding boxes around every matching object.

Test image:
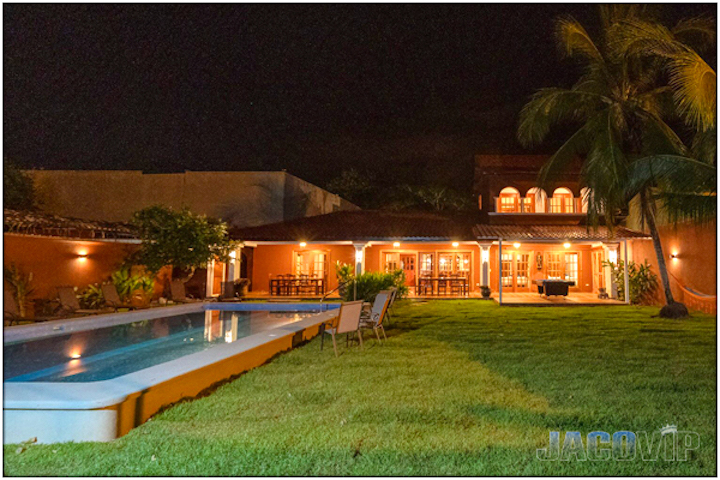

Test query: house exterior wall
[3,234,137,299]
[28,170,358,228]
[250,244,355,294]
[487,243,598,294]
[629,222,716,311]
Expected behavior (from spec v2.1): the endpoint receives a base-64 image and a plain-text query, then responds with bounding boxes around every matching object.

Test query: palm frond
[672,16,716,51]
[668,50,716,132]
[556,16,604,64]
[517,88,605,147]
[691,126,716,165]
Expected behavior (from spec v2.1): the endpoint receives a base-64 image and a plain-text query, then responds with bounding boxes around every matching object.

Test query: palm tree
[517,6,714,317]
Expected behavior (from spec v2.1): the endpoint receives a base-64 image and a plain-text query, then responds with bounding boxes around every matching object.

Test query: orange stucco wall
[487,243,598,293]
[630,221,716,302]
[3,234,137,299]
[250,244,355,294]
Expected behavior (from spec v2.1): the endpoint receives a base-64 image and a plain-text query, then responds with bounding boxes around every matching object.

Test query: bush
[79,284,105,309]
[604,259,659,304]
[342,270,408,303]
[111,266,155,304]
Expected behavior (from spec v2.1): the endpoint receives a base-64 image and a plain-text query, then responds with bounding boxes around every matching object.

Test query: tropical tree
[131,205,238,277]
[517,5,714,318]
[4,159,36,210]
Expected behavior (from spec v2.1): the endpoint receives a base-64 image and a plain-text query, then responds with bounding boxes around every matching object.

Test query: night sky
[4,4,716,191]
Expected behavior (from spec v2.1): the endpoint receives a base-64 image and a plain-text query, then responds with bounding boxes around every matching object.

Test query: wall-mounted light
[670,252,678,261]
[608,249,618,264]
[299,242,307,248]
[452,242,459,247]
[513,242,521,249]
[77,250,88,263]
[563,242,571,249]
[393,242,400,248]
[355,250,363,263]
[229,251,236,259]
[481,248,490,264]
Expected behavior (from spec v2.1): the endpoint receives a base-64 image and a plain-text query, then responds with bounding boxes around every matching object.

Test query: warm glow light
[299,242,307,247]
[355,250,363,263]
[69,349,82,359]
[513,242,521,249]
[481,248,489,264]
[77,250,88,262]
[393,242,400,248]
[452,242,459,247]
[670,252,678,261]
[563,242,571,249]
[608,250,618,264]
[229,251,236,259]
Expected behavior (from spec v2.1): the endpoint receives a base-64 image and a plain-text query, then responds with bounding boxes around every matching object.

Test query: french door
[501,252,531,292]
[591,250,605,293]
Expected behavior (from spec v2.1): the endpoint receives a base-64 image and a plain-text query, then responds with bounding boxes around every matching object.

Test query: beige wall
[29,170,358,228]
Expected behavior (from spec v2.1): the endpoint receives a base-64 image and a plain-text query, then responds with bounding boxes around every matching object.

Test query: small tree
[4,160,36,210]
[131,205,238,277]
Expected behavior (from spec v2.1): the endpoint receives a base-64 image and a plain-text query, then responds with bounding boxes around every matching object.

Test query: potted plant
[234,278,250,297]
[480,285,492,299]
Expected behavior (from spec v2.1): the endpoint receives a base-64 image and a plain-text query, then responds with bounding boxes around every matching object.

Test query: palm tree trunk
[640,192,674,304]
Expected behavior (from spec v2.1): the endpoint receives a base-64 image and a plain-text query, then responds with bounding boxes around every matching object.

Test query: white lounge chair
[360,290,391,343]
[320,300,364,357]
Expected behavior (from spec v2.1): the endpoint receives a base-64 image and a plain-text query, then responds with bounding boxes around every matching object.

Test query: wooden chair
[320,300,364,357]
[360,290,391,343]
[57,286,104,316]
[101,283,137,311]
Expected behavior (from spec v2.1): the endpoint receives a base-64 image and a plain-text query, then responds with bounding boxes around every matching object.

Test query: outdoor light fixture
[513,242,521,249]
[670,252,678,260]
[452,242,459,247]
[229,251,236,259]
[393,242,400,247]
[481,249,489,264]
[77,250,88,262]
[355,250,363,263]
[563,242,571,249]
[608,250,618,264]
[299,242,307,247]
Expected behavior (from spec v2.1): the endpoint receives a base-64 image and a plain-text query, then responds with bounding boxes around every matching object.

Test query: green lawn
[4,301,716,476]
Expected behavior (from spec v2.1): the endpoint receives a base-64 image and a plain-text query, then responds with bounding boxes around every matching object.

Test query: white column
[498,238,503,305]
[623,239,630,305]
[353,243,367,276]
[205,259,215,298]
[230,245,243,281]
[604,243,619,298]
[478,242,491,287]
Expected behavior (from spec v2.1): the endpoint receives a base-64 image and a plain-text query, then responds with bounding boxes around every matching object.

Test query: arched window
[550,187,575,213]
[498,187,521,212]
[525,187,548,213]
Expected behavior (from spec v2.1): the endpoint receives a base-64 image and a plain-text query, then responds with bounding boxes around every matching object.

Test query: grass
[4,300,716,475]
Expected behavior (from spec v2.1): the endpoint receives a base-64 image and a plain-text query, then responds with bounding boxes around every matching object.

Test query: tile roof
[232,210,648,243]
[4,209,137,240]
[473,224,649,241]
[232,210,480,242]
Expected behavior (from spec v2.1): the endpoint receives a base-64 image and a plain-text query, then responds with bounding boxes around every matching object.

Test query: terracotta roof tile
[4,209,137,240]
[232,210,648,243]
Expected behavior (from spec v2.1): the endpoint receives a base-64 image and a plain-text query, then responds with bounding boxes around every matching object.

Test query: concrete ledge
[4,307,337,444]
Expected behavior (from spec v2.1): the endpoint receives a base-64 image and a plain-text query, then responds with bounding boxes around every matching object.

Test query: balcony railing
[493,197,584,214]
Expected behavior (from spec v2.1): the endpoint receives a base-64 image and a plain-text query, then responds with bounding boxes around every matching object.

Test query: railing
[493,197,584,214]
[319,279,352,310]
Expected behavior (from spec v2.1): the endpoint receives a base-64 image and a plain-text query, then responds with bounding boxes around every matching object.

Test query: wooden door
[592,250,605,293]
[400,254,416,286]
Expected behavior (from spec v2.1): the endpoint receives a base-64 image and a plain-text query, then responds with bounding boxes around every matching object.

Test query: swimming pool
[4,302,338,444]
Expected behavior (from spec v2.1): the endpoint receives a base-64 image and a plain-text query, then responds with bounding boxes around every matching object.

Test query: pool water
[4,310,313,383]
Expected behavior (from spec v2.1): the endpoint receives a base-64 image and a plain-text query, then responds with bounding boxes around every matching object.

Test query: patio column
[477,242,492,287]
[205,259,215,298]
[604,243,619,298]
[230,245,243,281]
[353,243,367,276]
[498,238,503,305]
[623,239,630,305]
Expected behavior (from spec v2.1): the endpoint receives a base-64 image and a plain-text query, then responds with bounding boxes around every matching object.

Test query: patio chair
[57,286,105,316]
[169,280,197,303]
[101,283,137,311]
[219,281,237,301]
[4,288,21,326]
[5,288,53,326]
[360,290,391,343]
[320,300,364,357]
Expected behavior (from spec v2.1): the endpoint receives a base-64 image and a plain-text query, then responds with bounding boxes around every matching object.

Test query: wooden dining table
[269,276,325,296]
[417,275,469,296]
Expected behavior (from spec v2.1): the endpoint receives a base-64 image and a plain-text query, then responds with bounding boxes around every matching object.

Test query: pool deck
[4,302,339,444]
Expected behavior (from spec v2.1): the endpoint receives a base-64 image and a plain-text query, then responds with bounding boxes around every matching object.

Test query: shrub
[4,263,35,317]
[111,266,155,303]
[342,270,408,303]
[79,284,105,309]
[604,259,659,304]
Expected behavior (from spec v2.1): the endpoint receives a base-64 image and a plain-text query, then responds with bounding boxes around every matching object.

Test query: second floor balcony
[493,187,588,214]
